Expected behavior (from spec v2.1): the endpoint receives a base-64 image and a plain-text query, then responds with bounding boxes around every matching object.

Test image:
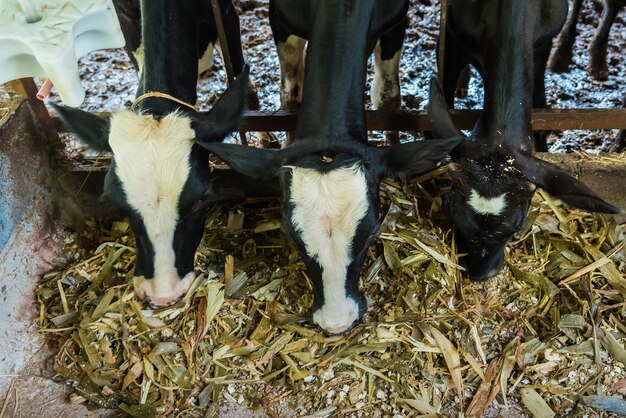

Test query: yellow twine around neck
[131,91,198,112]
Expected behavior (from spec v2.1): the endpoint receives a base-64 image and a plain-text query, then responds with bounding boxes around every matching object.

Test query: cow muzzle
[133,271,195,307]
[312,295,365,335]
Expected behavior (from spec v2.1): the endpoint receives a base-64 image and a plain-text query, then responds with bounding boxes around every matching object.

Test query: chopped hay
[36,160,626,417]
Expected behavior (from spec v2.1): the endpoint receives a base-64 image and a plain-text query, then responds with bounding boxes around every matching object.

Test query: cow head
[199,135,461,334]
[51,68,249,307]
[428,77,619,281]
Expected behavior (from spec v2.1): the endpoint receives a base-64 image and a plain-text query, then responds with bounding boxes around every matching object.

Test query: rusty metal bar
[51,108,626,133]
[210,0,235,83]
[5,78,59,146]
[438,0,448,82]
[239,108,626,132]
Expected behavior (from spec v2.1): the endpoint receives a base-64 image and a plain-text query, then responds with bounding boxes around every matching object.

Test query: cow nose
[133,272,195,307]
[465,252,505,282]
[468,266,501,282]
[322,321,358,336]
[313,295,365,335]
[147,295,182,308]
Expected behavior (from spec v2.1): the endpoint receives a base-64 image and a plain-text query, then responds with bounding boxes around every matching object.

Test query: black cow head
[199,135,461,334]
[428,77,619,281]
[51,68,249,306]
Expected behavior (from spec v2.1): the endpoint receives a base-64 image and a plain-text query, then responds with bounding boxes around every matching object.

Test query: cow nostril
[144,295,183,309]
[323,322,357,336]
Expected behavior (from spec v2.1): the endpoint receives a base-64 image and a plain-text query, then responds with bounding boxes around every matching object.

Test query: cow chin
[133,271,195,307]
[460,243,506,282]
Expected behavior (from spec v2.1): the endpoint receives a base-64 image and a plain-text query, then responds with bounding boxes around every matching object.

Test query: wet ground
[42,0,626,153]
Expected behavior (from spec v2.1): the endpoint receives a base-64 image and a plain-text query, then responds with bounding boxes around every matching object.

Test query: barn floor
[26,150,626,417]
[0,0,625,416]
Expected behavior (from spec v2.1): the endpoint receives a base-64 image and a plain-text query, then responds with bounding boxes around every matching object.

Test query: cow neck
[293,0,376,146]
[137,0,199,116]
[475,3,534,153]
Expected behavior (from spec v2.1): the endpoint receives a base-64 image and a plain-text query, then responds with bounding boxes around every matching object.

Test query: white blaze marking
[468,189,507,216]
[109,111,194,303]
[289,164,369,334]
[372,46,401,110]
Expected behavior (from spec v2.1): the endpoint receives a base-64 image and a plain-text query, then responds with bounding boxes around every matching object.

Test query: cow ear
[198,142,284,180]
[193,65,250,144]
[520,156,619,214]
[427,76,464,139]
[374,136,463,178]
[49,102,111,152]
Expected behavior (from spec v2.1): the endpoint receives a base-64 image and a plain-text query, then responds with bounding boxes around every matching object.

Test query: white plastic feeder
[0,0,125,106]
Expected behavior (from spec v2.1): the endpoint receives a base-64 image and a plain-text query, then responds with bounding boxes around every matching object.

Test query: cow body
[429,0,618,282]
[52,0,249,307]
[112,0,267,119]
[269,0,407,145]
[441,0,568,152]
[202,0,461,334]
[549,0,626,81]
[112,0,245,77]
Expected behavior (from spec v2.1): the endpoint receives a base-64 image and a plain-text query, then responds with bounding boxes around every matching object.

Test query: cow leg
[441,29,470,108]
[454,65,471,99]
[372,19,406,145]
[587,0,621,81]
[274,35,306,146]
[533,39,553,152]
[548,0,583,73]
[112,0,143,72]
[210,1,278,147]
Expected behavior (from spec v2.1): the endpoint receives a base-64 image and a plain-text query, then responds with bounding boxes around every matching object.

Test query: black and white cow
[113,0,244,77]
[428,0,619,282]
[199,0,461,335]
[269,0,407,145]
[549,0,626,81]
[440,0,568,152]
[51,0,249,307]
[112,0,266,119]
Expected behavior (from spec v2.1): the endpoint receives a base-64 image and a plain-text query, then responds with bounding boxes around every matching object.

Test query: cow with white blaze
[51,0,249,307]
[200,0,462,334]
[428,0,619,282]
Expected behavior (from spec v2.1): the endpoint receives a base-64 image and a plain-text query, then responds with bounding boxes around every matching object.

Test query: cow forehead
[108,110,195,232]
[289,164,369,258]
